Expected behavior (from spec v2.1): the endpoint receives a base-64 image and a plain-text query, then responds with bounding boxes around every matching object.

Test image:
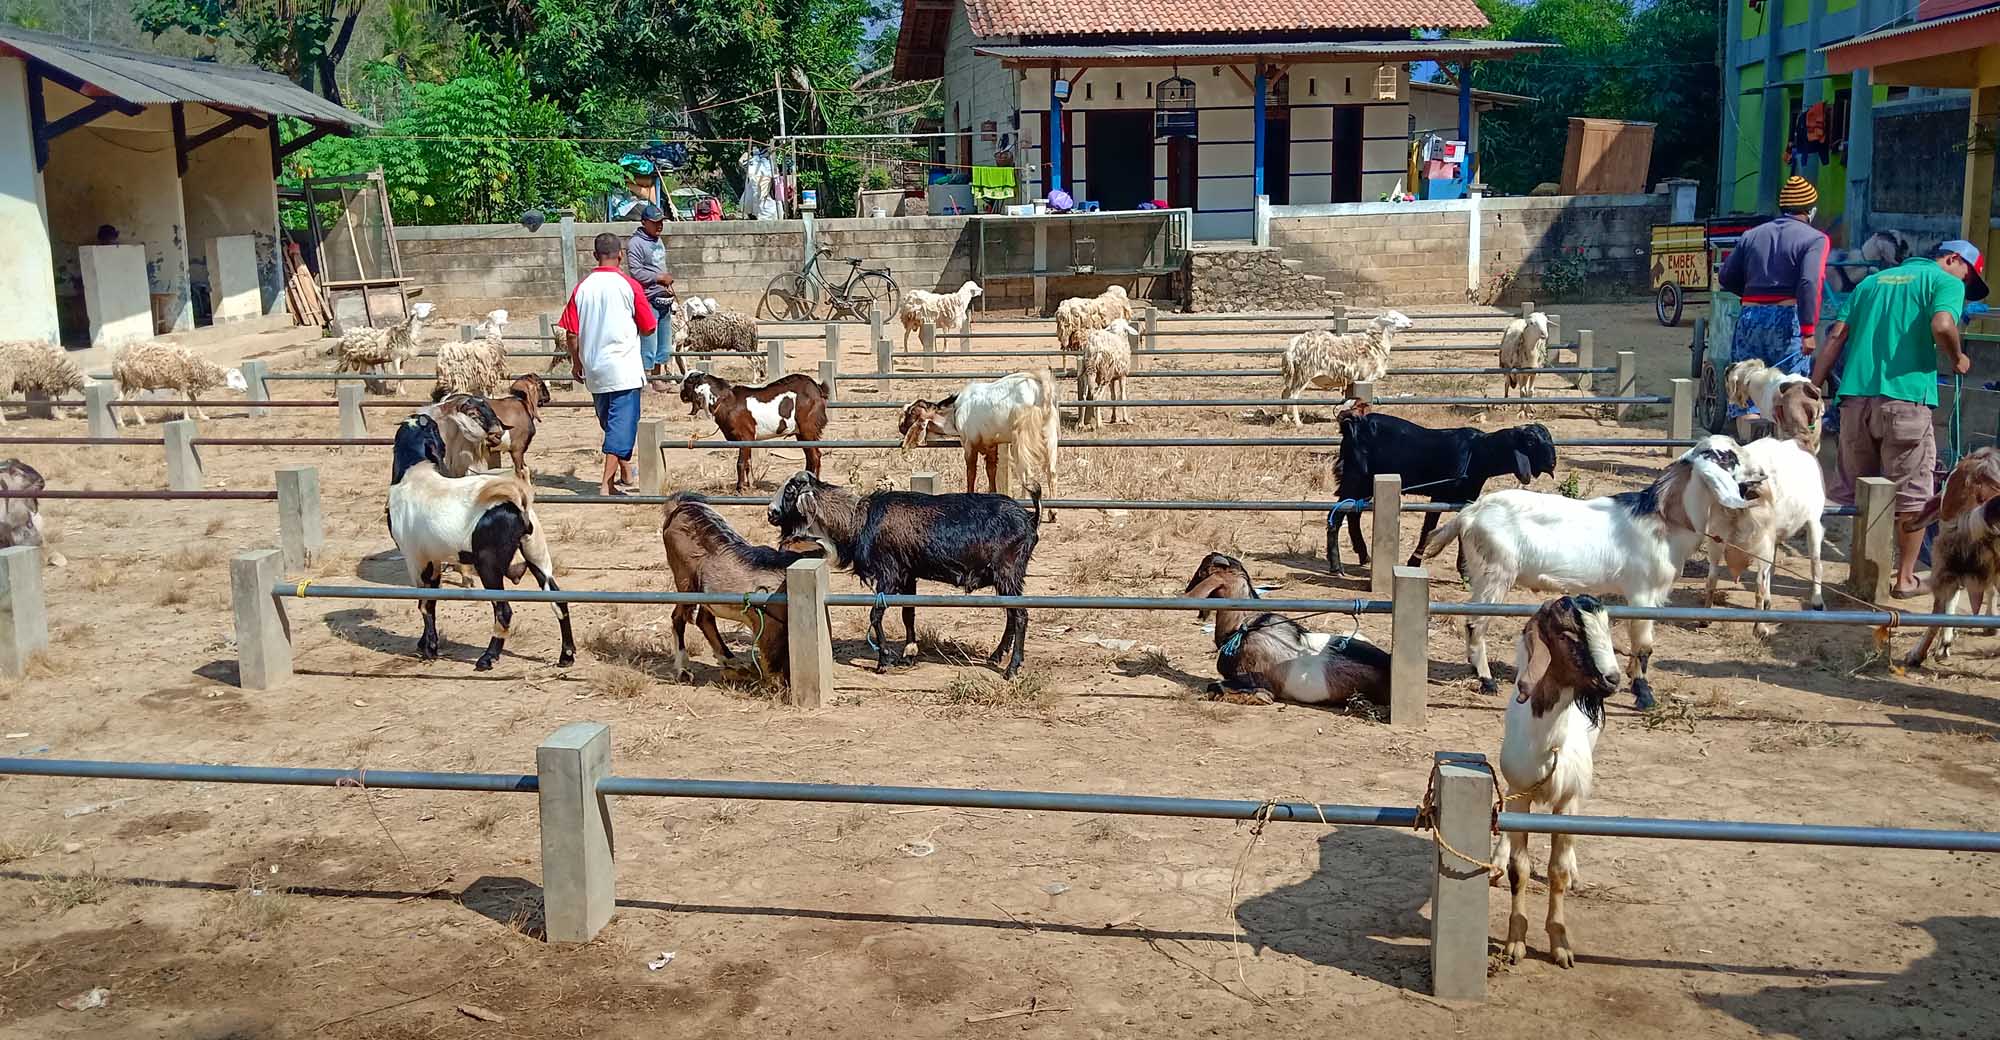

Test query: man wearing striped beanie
[1718,175,1830,421]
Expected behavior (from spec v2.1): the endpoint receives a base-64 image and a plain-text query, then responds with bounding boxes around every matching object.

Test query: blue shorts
[593,387,642,460]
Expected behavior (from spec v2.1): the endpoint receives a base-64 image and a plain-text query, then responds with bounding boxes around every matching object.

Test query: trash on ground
[456,1003,506,1022]
[62,796,140,819]
[57,988,110,1012]
[647,951,677,971]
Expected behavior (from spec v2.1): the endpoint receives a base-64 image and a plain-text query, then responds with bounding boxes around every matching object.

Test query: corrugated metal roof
[972,40,1557,63]
[964,0,1490,36]
[0,26,373,127]
[1821,3,2000,53]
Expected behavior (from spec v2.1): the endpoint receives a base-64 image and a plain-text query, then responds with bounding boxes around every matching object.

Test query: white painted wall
[183,123,282,316]
[0,58,60,344]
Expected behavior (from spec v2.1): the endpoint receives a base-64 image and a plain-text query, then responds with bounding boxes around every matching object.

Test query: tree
[133,0,366,100]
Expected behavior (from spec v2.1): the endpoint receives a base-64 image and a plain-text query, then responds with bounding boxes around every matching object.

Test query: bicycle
[758,246,900,322]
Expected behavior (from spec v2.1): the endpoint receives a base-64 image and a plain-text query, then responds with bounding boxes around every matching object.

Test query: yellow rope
[295,578,314,598]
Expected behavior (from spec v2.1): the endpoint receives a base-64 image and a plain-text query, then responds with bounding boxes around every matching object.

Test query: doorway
[1263,112,1292,204]
[1331,105,1365,203]
[1085,109,1155,210]
[1166,135,1198,210]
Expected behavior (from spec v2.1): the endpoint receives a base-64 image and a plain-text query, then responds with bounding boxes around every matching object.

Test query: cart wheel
[1697,358,1729,434]
[1656,281,1684,327]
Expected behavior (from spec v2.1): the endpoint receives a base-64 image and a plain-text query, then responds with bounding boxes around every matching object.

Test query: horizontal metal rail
[0,436,163,445]
[838,371,1629,388]
[0,489,277,501]
[192,437,396,447]
[1496,811,2000,851]
[656,435,1681,450]
[828,393,1634,411]
[102,400,339,408]
[0,757,537,791]
[534,493,1853,518]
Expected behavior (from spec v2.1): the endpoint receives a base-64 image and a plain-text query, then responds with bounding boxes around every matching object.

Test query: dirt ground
[3,302,1997,1040]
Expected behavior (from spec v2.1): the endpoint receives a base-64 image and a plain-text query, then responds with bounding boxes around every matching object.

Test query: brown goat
[484,373,551,478]
[681,372,827,492]
[660,493,824,683]
[1182,552,1390,707]
[1903,448,2000,667]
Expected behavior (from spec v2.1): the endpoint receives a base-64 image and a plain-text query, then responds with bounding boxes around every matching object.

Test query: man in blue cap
[623,204,675,391]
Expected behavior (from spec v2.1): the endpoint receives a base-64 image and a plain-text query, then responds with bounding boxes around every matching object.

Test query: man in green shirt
[1810,240,1985,598]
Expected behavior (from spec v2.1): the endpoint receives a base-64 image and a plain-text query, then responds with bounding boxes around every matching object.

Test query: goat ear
[1514,449,1534,484]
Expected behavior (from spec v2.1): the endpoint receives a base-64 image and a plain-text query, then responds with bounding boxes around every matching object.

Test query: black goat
[1330,403,1556,575]
[767,470,1040,676]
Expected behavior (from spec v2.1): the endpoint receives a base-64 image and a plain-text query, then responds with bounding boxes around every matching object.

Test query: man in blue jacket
[1718,175,1830,422]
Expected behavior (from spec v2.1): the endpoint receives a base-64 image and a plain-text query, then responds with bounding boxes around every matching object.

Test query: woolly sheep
[334,302,435,392]
[898,280,983,351]
[110,342,244,425]
[1498,311,1550,412]
[1054,285,1135,352]
[431,309,512,400]
[1076,318,1136,429]
[1277,311,1414,426]
[682,297,760,378]
[0,341,85,420]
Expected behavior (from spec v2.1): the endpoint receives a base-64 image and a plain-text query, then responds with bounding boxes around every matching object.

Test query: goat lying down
[388,415,575,670]
[1183,553,1389,707]
[1422,436,1758,708]
[661,493,824,684]
[1495,594,1623,970]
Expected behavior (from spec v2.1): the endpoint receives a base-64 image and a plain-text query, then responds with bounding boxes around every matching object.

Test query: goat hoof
[556,652,576,668]
[474,654,499,672]
[1809,601,1826,612]
[674,669,695,684]
[1631,682,1656,711]
[417,644,439,663]
[1503,939,1526,965]
[1754,623,1778,638]
[1477,677,1500,695]
[1551,944,1575,969]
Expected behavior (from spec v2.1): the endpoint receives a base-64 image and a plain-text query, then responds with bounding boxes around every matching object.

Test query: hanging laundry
[971,165,1018,202]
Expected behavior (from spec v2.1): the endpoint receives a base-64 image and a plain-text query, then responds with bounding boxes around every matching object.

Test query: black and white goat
[767,470,1040,676]
[1182,552,1389,707]
[0,460,62,566]
[1421,436,1759,708]
[1496,595,1623,969]
[388,414,575,670]
[1329,402,1556,575]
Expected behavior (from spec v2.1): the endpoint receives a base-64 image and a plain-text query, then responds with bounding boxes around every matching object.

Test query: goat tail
[475,476,536,534]
[1010,368,1060,500]
[1421,514,1465,559]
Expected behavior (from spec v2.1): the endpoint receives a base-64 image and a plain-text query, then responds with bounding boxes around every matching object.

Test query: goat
[1421,436,1759,708]
[1495,595,1623,969]
[898,369,1060,519]
[419,394,507,477]
[1498,311,1550,413]
[683,372,828,493]
[431,309,511,400]
[1278,311,1414,426]
[387,414,574,670]
[1701,435,1825,632]
[0,342,86,422]
[660,493,824,683]
[109,342,245,425]
[1076,319,1136,430]
[897,280,982,352]
[1330,402,1557,576]
[335,302,434,393]
[1725,358,1825,451]
[1183,552,1389,707]
[1054,285,1135,352]
[768,470,1040,676]
[0,460,64,567]
[483,373,551,479]
[682,297,761,378]
[1904,448,2000,667]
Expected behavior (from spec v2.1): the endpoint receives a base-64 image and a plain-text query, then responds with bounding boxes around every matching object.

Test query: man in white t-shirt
[557,233,658,495]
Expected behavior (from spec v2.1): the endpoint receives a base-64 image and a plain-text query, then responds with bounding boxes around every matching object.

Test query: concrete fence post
[230,549,291,690]
[785,557,835,708]
[1370,474,1402,596]
[910,472,936,494]
[765,338,786,378]
[1576,326,1595,393]
[635,419,666,496]
[1852,476,1895,604]
[1352,380,1376,405]
[1614,351,1638,420]
[1520,300,1536,319]
[558,213,579,292]
[241,359,271,418]
[1430,751,1494,1002]
[920,320,937,372]
[84,382,117,438]
[876,327,894,393]
[163,418,202,491]
[824,323,841,369]
[1390,565,1429,728]
[537,722,615,944]
[337,383,367,444]
[818,359,837,400]
[1668,378,1695,442]
[869,304,884,358]
[1143,303,1159,354]
[275,465,323,573]
[0,546,49,679]
[1335,312,1350,336]
[458,323,475,342]
[994,443,1015,497]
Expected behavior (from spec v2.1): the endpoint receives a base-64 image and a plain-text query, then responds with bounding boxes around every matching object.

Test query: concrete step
[1280,258,1305,272]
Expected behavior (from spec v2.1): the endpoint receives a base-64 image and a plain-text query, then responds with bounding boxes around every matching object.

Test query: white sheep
[0,342,86,421]
[334,302,435,392]
[110,342,245,425]
[1495,594,1624,970]
[897,280,983,352]
[432,309,511,400]
[1076,318,1136,430]
[1421,436,1758,709]
[1499,311,1550,413]
[682,296,761,378]
[1278,311,1414,426]
[1054,285,1134,352]
[898,369,1060,519]
[1701,434,1826,633]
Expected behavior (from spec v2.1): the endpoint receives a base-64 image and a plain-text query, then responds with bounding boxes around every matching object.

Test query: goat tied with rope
[1183,552,1389,707]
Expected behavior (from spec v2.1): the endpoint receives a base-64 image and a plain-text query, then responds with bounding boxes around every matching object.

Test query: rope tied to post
[295,578,314,598]
[1416,759,1504,876]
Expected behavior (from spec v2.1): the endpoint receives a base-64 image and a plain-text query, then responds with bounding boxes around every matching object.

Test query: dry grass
[1640,697,1702,735]
[155,581,191,607]
[464,806,508,838]
[618,724,676,756]
[80,559,119,592]
[597,663,655,700]
[1171,689,1239,724]
[203,517,226,537]
[914,627,979,665]
[52,622,94,645]
[1748,720,1858,753]
[921,670,1057,717]
[36,869,112,913]
[210,874,294,938]
[0,832,58,864]
[165,545,222,571]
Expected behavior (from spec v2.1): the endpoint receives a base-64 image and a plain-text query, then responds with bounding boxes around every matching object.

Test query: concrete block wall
[1480,195,1668,300]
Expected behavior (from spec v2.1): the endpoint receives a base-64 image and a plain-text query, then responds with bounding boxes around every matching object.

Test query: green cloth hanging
[971,165,1017,200]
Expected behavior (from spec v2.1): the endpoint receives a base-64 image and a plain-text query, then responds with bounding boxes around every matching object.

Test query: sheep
[682,372,828,492]
[1725,358,1826,451]
[334,301,435,393]
[899,369,1061,521]
[1054,285,1134,352]
[0,341,86,420]
[1329,402,1557,576]
[1700,434,1826,632]
[1420,435,1759,708]
[1903,448,2000,667]
[430,309,511,400]
[109,342,245,426]
[660,492,825,684]
[682,297,761,378]
[1182,552,1389,707]
[1278,311,1415,426]
[483,373,551,479]
[1498,311,1550,412]
[387,413,575,670]
[1495,594,1623,969]
[0,460,64,567]
[897,280,983,352]
[1076,318,1136,430]
[767,469,1040,676]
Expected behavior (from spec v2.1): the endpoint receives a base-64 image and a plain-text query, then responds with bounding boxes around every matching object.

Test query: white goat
[431,309,510,400]
[898,369,1060,518]
[1498,311,1550,413]
[1702,435,1826,632]
[1076,318,1136,429]
[1278,311,1414,426]
[898,280,982,351]
[334,302,435,391]
[1495,595,1623,970]
[109,342,245,425]
[1725,358,1826,451]
[1054,285,1135,352]
[1421,436,1758,709]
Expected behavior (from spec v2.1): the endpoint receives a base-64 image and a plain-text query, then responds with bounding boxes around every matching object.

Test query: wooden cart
[1650,223,1709,327]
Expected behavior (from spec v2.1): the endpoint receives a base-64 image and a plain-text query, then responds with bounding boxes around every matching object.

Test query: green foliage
[134,0,363,92]
[1540,245,1592,299]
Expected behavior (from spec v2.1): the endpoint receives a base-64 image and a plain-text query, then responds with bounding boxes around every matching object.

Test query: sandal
[1890,579,1925,600]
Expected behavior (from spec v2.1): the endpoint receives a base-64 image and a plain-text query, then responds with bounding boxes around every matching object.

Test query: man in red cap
[1811,238,1986,598]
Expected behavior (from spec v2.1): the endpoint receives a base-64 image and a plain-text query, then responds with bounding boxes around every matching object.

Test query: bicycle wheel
[758,272,816,321]
[847,270,900,320]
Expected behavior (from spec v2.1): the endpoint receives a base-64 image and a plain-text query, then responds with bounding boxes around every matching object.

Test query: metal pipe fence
[529,493,1855,518]
[0,489,277,501]
[0,435,163,446]
[654,434,1682,450]
[831,394,1642,411]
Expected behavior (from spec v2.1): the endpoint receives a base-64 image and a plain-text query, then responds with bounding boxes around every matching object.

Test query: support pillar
[230,548,291,690]
[818,359,837,399]
[824,323,842,369]
[163,418,201,491]
[1142,303,1158,354]
[1429,751,1493,1001]
[766,338,786,377]
[1966,86,2000,261]
[1575,326,1593,393]
[0,546,48,679]
[920,320,937,372]
[276,465,323,572]
[636,419,666,496]
[537,722,615,944]
[785,558,835,708]
[1390,566,1430,728]
[1615,351,1638,421]
[1252,65,1268,200]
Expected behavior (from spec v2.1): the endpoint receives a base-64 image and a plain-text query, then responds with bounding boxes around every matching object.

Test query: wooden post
[1370,473,1402,596]
[163,419,202,491]
[0,546,48,679]
[1669,378,1695,442]
[231,548,291,690]
[785,558,835,708]
[1614,351,1638,420]
[635,419,666,496]
[1429,751,1494,1001]
[1390,566,1430,728]
[275,465,323,572]
[1852,476,1895,605]
[1965,85,2000,260]
[537,722,614,944]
